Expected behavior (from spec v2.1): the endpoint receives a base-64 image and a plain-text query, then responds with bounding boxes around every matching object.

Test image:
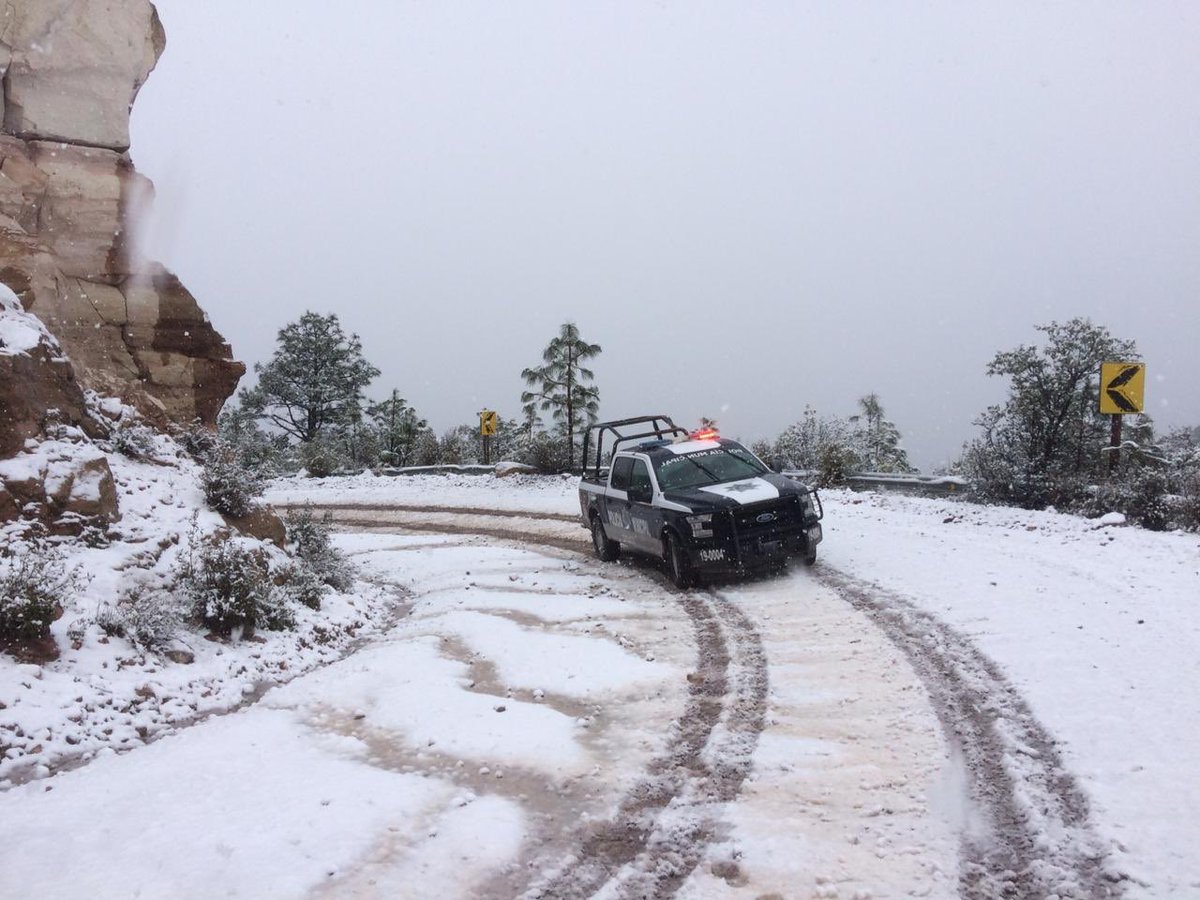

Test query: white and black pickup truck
[578,415,823,587]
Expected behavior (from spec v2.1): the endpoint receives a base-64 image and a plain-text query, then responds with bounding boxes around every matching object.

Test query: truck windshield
[653,446,769,491]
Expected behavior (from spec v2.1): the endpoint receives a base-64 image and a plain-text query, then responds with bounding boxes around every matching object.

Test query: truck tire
[591,514,620,562]
[664,530,694,589]
[803,542,818,566]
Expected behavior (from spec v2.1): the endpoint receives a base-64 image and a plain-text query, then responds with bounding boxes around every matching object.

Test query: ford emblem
[755,512,776,523]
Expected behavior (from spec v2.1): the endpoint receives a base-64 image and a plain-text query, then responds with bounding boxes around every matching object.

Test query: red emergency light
[690,427,719,442]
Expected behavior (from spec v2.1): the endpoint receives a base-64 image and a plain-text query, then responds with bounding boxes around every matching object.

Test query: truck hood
[662,474,802,511]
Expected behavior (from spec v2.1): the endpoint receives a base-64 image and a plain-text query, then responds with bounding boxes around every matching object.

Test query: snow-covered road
[0,524,962,899]
[3,472,1195,898]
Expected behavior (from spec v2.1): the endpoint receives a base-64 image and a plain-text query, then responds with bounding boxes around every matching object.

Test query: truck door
[604,456,636,544]
[626,457,661,553]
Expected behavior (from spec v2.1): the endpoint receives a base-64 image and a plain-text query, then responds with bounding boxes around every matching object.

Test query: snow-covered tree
[770,406,860,485]
[520,322,601,470]
[218,400,287,474]
[962,318,1138,508]
[245,312,380,444]
[849,394,913,473]
[368,390,429,468]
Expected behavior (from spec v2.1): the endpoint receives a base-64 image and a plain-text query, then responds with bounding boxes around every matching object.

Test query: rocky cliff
[0,0,243,445]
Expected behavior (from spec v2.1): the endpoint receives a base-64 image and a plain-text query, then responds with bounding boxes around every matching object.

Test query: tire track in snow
[304,503,769,899]
[520,588,767,900]
[818,568,1125,899]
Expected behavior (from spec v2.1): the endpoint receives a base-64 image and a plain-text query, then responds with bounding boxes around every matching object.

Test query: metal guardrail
[782,470,969,498]
[379,464,496,477]
[369,464,970,496]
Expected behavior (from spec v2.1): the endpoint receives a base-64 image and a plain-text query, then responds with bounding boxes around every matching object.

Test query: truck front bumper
[687,521,820,574]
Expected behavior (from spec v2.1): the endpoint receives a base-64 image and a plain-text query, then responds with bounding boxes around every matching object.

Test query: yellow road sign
[480,410,498,436]
[1099,362,1145,415]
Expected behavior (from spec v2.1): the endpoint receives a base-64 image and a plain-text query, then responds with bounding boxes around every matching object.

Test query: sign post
[479,409,498,465]
[1098,362,1145,475]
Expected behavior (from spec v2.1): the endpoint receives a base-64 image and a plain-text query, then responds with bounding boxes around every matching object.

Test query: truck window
[610,456,634,491]
[653,446,769,492]
[629,459,652,498]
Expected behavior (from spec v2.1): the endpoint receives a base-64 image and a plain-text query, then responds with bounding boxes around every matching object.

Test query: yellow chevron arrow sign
[1098,362,1145,415]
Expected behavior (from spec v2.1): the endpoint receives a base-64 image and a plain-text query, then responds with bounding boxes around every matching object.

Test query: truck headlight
[687,513,713,538]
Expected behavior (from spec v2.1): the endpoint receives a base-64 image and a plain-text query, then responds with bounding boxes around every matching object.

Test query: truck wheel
[664,531,694,589]
[591,514,620,562]
[803,542,818,566]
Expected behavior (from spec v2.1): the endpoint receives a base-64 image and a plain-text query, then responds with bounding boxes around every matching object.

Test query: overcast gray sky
[131,1,1200,469]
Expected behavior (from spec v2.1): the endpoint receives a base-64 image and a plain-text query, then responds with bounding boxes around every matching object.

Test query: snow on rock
[0,286,103,458]
[0,284,48,356]
[1097,511,1127,527]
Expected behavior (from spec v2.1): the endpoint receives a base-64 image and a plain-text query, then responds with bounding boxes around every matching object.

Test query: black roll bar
[581,415,689,478]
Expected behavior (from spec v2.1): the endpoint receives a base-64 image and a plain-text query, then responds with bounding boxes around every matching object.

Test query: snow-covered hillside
[0,441,395,787]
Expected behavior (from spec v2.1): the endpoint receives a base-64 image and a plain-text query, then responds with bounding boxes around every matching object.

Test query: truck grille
[729,497,803,537]
[717,497,806,565]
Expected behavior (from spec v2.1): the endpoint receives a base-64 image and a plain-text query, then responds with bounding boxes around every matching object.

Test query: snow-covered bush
[770,406,862,483]
[174,421,219,461]
[817,442,857,487]
[175,535,293,637]
[276,562,327,610]
[298,436,345,478]
[285,507,354,591]
[0,542,83,644]
[96,580,185,649]
[518,430,571,473]
[111,421,158,459]
[1179,470,1200,532]
[218,399,288,474]
[201,447,264,518]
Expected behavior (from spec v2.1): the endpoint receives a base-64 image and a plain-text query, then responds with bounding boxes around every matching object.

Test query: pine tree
[849,394,912,473]
[246,312,380,443]
[520,322,602,470]
[368,390,429,468]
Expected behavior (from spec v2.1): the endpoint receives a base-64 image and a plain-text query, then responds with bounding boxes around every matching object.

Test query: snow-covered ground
[822,490,1200,895]
[3,471,1196,897]
[268,471,1200,896]
[0,444,394,788]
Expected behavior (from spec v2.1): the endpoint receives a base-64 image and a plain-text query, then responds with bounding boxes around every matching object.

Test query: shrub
[277,562,327,610]
[0,543,83,643]
[519,432,571,473]
[175,421,219,461]
[299,437,345,478]
[817,443,858,487]
[285,507,354,591]
[112,421,158,459]
[201,448,265,518]
[1178,470,1200,532]
[176,535,293,636]
[96,580,184,649]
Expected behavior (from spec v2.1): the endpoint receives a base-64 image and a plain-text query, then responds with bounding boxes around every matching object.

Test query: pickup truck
[578,415,823,587]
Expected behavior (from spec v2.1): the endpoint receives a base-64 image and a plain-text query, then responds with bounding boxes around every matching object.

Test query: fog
[131,1,1200,469]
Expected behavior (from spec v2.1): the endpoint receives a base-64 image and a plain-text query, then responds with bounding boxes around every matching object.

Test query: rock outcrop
[0,283,103,457]
[0,1,243,439]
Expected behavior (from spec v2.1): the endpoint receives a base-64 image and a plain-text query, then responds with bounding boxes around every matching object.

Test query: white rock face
[0,2,243,436]
[1,0,164,151]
